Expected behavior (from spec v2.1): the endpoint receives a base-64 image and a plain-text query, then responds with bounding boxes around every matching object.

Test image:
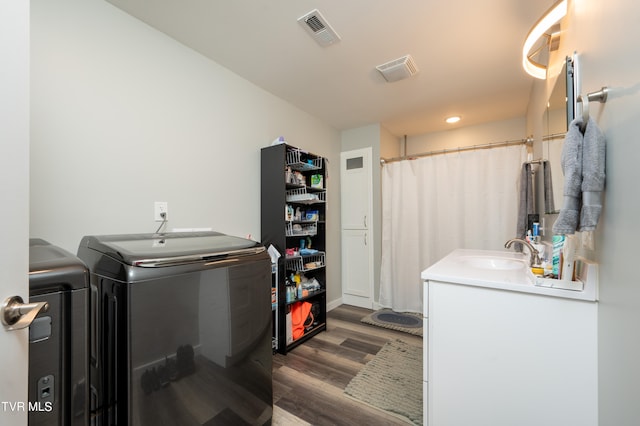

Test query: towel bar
[577,87,608,131]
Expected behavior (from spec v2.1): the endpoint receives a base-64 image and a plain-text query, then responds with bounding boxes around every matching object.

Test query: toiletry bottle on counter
[532,222,540,243]
[552,235,565,278]
[538,241,553,277]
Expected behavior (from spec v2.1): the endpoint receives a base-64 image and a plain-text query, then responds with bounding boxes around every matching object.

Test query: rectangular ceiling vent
[298,9,341,47]
[376,55,419,83]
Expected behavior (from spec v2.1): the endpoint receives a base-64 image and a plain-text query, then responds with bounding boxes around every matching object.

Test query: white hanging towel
[578,117,606,231]
[553,117,606,234]
[553,118,584,234]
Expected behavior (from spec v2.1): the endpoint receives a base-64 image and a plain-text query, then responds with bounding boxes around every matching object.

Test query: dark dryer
[77,232,273,425]
[28,239,90,426]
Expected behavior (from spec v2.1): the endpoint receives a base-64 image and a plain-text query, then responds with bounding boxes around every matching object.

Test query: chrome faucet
[504,238,541,267]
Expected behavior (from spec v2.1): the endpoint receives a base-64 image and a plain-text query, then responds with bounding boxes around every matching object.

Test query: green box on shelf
[310,174,323,188]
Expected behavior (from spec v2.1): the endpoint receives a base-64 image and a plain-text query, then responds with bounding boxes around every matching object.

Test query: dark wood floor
[272,305,423,425]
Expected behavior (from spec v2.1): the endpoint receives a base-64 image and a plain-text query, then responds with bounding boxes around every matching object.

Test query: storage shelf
[262,143,327,355]
[285,220,325,234]
[286,148,323,171]
[286,182,325,192]
[286,322,327,351]
[284,289,326,306]
[285,221,317,237]
[286,187,326,204]
[285,253,325,272]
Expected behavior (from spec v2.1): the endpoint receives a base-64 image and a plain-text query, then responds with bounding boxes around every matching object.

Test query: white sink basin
[421,249,598,301]
[461,256,526,271]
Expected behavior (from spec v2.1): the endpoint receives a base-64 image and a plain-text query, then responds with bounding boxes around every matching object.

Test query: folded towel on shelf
[553,118,584,235]
[579,117,606,231]
[515,162,534,251]
[543,160,555,213]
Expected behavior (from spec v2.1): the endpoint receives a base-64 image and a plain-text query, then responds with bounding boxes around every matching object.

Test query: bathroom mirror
[542,54,576,214]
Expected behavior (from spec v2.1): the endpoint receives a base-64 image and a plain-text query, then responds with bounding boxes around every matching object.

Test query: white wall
[30,0,342,303]
[526,0,640,424]
[405,116,527,155]
[380,126,401,160]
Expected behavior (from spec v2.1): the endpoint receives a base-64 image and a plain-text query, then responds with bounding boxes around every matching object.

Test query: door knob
[1,296,49,331]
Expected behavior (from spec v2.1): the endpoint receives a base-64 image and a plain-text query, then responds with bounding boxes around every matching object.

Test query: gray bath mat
[361,309,423,336]
[344,339,423,424]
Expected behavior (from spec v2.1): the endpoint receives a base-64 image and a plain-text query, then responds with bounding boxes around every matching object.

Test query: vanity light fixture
[522,0,568,79]
[446,116,461,124]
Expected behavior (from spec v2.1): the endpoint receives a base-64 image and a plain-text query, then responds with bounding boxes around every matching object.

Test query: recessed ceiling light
[445,116,461,124]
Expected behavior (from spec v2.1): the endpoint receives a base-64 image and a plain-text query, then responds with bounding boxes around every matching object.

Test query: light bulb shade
[522,0,567,79]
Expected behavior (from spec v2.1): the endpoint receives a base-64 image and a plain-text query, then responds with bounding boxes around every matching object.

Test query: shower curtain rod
[380,136,533,164]
[542,132,566,141]
[525,132,567,167]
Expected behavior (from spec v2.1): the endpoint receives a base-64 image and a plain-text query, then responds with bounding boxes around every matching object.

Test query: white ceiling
[106,0,556,137]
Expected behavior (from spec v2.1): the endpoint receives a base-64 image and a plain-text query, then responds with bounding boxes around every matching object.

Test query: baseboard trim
[341,294,374,310]
[327,297,342,312]
[328,297,381,311]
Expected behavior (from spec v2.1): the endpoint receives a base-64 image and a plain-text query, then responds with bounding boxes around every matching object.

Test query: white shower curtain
[379,144,528,313]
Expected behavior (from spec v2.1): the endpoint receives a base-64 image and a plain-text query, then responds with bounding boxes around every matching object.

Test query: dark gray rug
[361,309,423,336]
[344,339,423,425]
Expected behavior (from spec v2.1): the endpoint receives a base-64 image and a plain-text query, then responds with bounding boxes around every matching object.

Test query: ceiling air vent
[376,55,419,83]
[298,9,341,47]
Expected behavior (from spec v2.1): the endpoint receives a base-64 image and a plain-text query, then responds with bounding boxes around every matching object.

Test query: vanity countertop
[421,248,597,301]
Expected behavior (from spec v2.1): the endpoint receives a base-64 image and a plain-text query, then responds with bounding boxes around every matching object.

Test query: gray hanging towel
[515,162,533,251]
[578,117,606,231]
[543,160,555,213]
[553,118,584,235]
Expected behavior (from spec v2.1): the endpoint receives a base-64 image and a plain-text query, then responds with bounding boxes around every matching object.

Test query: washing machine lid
[79,231,265,267]
[29,239,89,292]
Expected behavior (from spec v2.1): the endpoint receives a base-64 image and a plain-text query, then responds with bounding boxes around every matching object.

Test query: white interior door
[341,229,372,306]
[1,2,30,424]
[341,149,371,230]
[340,148,374,308]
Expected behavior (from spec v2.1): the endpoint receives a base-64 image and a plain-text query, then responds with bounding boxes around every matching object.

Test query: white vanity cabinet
[424,280,597,426]
[422,249,598,426]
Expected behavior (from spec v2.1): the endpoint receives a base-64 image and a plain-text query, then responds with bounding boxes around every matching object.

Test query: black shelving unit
[261,143,327,354]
